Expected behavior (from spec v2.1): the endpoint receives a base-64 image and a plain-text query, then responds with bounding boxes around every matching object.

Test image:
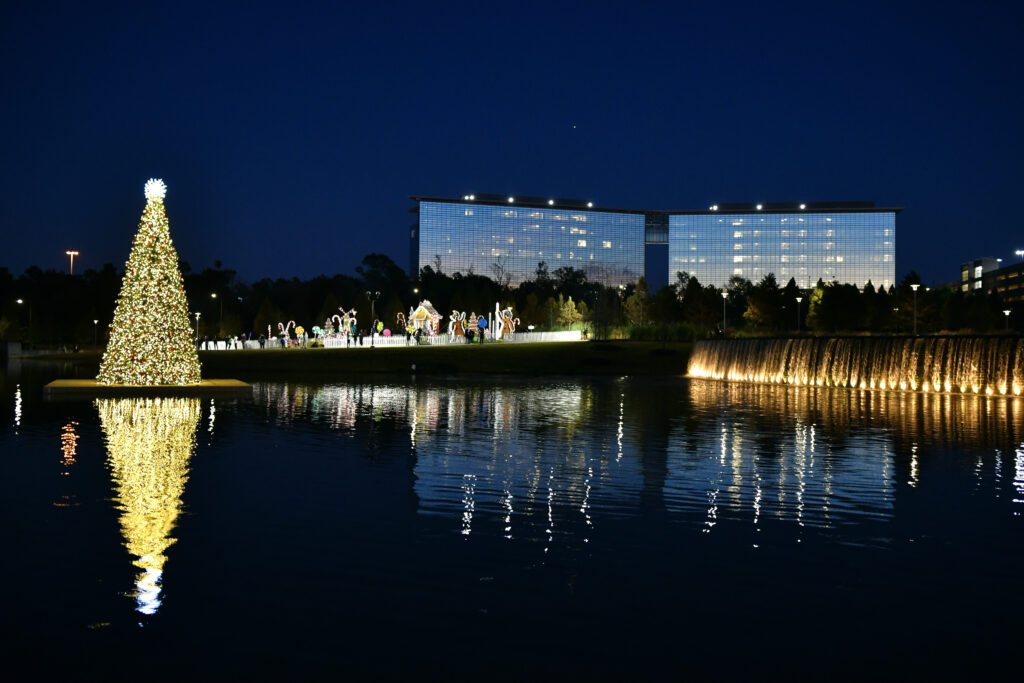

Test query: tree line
[0,255,1019,348]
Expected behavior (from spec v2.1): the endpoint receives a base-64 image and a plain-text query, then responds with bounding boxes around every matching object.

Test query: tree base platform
[43,379,252,400]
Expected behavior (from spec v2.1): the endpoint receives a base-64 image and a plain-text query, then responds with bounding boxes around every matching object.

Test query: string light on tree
[97,179,201,385]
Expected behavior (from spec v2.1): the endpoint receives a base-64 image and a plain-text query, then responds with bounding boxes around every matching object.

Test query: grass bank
[41,341,692,378]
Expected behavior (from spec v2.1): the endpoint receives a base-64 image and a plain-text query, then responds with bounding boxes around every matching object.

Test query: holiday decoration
[410,300,441,334]
[495,305,520,339]
[448,310,466,339]
[97,179,202,385]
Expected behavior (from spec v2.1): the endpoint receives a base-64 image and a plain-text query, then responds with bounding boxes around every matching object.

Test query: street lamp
[93,319,99,346]
[1016,250,1024,262]
[893,307,899,334]
[1005,309,1011,331]
[910,283,920,336]
[65,250,79,274]
[795,296,803,332]
[211,293,222,335]
[194,311,201,341]
[365,290,380,347]
[16,298,31,343]
[721,291,728,332]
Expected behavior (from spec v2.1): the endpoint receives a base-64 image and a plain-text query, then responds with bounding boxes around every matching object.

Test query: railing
[199,330,583,351]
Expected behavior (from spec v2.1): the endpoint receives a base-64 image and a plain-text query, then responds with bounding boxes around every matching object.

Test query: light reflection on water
[252,378,1024,550]
[96,397,200,615]
[5,372,1024,677]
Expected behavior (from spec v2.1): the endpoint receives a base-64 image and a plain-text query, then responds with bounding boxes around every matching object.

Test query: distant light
[721,291,728,299]
[508,196,514,203]
[799,204,806,210]
[211,292,217,298]
[469,195,475,200]
[756,204,763,210]
[463,195,469,200]
[587,202,593,208]
[795,296,803,303]
[998,258,1003,262]
[548,199,554,205]
[910,284,920,291]
[16,298,23,304]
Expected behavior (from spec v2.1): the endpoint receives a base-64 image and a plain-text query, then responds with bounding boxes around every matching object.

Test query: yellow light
[97,397,200,615]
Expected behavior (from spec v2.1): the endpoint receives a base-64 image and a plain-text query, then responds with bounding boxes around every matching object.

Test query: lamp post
[93,319,99,346]
[16,298,31,344]
[1016,250,1024,262]
[721,291,728,332]
[366,290,380,347]
[194,311,201,341]
[910,283,920,336]
[1005,309,1011,331]
[211,293,222,335]
[893,307,899,334]
[65,250,79,275]
[795,296,803,332]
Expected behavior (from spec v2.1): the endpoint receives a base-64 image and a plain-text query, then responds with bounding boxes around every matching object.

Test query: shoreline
[29,340,693,379]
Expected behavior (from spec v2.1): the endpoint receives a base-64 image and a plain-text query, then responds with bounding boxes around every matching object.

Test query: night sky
[2,1,1021,286]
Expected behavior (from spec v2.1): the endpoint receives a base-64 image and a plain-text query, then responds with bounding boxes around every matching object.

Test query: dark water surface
[2,361,1022,679]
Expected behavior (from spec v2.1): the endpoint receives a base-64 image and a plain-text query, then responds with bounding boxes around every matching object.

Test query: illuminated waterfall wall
[688,337,1024,395]
[97,397,201,614]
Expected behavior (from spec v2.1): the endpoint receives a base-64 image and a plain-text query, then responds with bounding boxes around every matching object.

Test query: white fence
[199,330,582,350]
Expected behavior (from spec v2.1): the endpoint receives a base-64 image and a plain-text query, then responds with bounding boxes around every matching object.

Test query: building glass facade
[669,211,896,289]
[416,200,645,287]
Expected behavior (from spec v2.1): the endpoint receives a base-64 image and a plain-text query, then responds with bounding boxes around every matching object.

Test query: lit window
[734,255,744,262]
[975,266,983,278]
[974,281,982,289]
[602,240,612,248]
[578,239,587,247]
[734,243,743,250]
[734,231,744,238]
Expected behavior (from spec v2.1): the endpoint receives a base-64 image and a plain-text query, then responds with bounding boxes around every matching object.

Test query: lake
[2,361,1022,679]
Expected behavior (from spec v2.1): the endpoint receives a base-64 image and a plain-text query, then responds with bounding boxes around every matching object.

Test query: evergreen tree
[98,180,201,385]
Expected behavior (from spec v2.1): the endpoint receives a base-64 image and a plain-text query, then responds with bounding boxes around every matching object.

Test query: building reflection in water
[96,397,201,615]
[254,379,1024,549]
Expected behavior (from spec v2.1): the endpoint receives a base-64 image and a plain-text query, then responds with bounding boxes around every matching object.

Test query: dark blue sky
[2,0,1021,285]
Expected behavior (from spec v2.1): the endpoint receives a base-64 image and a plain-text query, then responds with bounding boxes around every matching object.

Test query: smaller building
[960,257,1000,292]
[983,262,1024,303]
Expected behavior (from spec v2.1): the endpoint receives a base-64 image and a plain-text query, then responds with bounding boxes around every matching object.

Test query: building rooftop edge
[409,195,904,215]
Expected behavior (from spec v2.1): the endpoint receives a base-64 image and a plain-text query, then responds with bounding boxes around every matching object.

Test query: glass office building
[412,197,646,287]
[411,197,899,290]
[669,203,898,289]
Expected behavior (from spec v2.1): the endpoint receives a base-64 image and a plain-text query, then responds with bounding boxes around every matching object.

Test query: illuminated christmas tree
[98,179,202,385]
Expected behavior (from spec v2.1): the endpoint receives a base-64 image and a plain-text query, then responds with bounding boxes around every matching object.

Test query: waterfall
[688,337,1024,395]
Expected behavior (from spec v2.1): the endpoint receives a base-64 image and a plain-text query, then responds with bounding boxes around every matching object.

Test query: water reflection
[14,383,22,431]
[252,379,1023,551]
[96,397,201,615]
